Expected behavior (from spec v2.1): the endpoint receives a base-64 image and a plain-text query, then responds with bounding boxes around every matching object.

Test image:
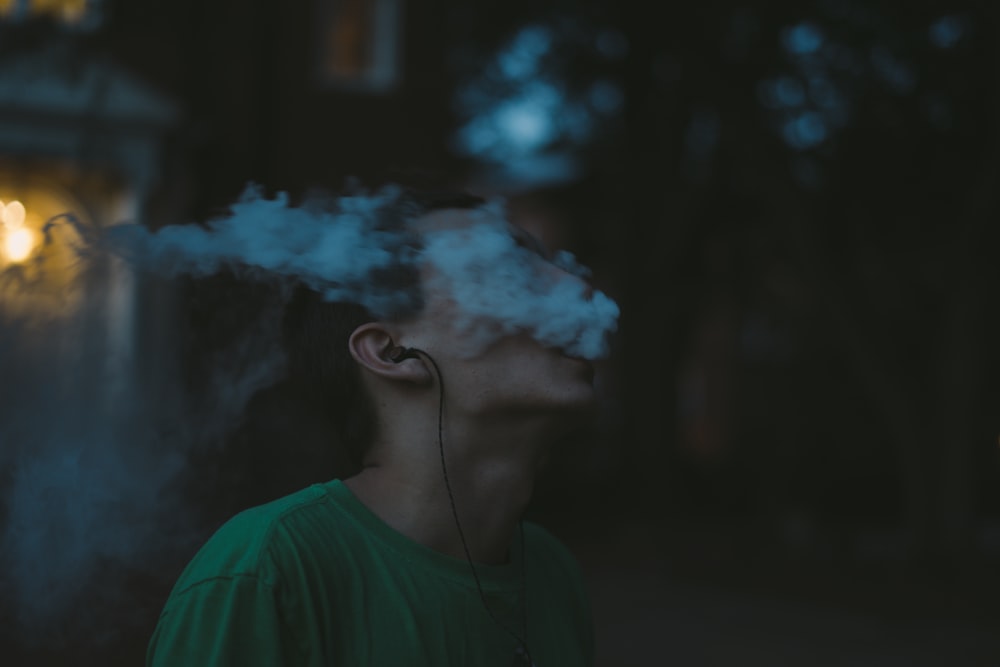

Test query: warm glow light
[2,199,26,229]
[3,0,92,24]
[0,175,95,310]
[5,227,35,263]
[59,0,87,22]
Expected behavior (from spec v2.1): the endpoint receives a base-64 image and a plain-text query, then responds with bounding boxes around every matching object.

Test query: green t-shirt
[147,480,594,666]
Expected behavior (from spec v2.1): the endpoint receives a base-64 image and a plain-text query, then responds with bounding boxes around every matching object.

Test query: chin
[523,372,596,418]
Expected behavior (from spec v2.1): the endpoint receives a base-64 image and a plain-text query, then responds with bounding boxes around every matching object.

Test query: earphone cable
[417,350,533,665]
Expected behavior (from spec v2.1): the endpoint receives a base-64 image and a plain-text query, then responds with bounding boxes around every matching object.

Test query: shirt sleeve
[146,574,306,667]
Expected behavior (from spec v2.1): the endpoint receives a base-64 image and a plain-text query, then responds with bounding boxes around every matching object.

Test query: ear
[348,323,432,385]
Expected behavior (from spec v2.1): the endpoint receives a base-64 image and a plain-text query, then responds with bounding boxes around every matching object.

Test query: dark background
[1,0,998,665]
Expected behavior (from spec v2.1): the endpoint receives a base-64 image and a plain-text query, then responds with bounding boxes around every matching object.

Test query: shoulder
[171,483,334,593]
[149,484,362,665]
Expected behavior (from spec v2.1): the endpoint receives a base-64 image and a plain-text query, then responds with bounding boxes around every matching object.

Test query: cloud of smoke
[421,202,618,359]
[109,186,418,319]
[113,186,618,358]
[0,297,190,646]
[0,228,287,648]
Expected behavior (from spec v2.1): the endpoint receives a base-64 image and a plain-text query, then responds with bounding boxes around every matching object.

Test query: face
[412,205,618,360]
[396,207,611,419]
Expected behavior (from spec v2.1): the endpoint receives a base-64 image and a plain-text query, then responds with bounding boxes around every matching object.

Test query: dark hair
[282,189,486,467]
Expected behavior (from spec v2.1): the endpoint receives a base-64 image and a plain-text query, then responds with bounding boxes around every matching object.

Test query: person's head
[282,190,485,466]
[283,188,612,468]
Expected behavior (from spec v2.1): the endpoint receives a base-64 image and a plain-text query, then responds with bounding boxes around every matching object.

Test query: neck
[344,412,553,565]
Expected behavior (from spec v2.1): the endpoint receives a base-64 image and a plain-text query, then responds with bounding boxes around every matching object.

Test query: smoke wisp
[113,186,619,358]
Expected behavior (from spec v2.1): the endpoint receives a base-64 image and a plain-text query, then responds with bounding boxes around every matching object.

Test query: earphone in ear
[389,346,421,363]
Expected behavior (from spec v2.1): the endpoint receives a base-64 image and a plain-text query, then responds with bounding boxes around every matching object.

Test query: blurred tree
[616,0,1000,571]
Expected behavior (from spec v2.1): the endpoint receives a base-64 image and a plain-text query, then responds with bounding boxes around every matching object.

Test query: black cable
[414,349,534,666]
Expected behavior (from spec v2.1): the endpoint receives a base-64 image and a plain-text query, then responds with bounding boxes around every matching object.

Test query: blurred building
[0,1,183,410]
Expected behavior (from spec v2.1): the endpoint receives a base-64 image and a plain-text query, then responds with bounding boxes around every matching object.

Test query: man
[147,190,612,666]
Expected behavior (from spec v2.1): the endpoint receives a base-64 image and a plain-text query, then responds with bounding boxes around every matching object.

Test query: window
[317,0,401,92]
